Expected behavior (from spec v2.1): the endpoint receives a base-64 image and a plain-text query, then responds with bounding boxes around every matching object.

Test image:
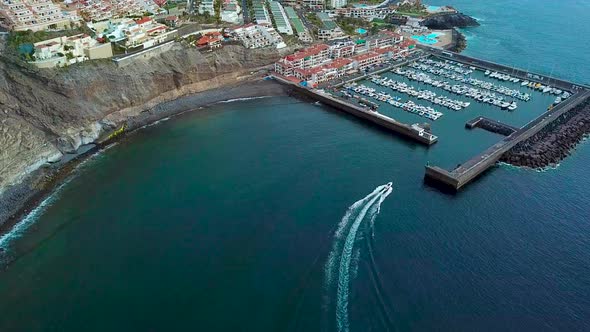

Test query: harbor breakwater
[501,95,590,168]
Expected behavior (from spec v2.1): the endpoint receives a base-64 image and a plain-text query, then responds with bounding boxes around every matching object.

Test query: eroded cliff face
[0,43,283,193]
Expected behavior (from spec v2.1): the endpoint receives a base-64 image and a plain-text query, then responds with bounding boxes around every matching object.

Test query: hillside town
[1,0,460,69]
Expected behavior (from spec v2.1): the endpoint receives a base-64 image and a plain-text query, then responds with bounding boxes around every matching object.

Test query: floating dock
[272,74,438,146]
[421,46,586,93]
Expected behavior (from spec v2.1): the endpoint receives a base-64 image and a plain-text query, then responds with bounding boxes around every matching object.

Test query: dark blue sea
[1,1,589,331]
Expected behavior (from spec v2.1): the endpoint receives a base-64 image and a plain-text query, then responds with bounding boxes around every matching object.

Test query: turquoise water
[1,1,590,331]
[356,28,367,35]
[426,5,440,12]
[411,32,442,45]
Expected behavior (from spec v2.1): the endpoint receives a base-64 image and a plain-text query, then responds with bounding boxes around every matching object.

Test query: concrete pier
[272,75,438,146]
[465,116,518,136]
[426,89,590,191]
[417,46,590,191]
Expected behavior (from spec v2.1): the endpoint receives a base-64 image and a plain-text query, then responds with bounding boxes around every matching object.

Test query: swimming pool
[411,32,443,45]
[426,5,440,12]
[356,28,367,34]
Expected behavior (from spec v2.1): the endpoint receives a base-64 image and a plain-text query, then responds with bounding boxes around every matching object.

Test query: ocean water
[1,1,590,331]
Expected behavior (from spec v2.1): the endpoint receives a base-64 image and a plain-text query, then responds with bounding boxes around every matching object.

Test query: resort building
[398,24,428,34]
[198,0,214,15]
[284,6,312,43]
[97,17,175,48]
[232,23,286,49]
[364,30,403,51]
[0,0,80,31]
[274,34,413,85]
[76,0,163,22]
[301,0,324,10]
[268,1,292,35]
[396,38,417,55]
[334,6,395,20]
[252,0,270,24]
[292,58,354,85]
[316,12,344,40]
[220,0,242,24]
[197,31,223,49]
[328,40,355,58]
[274,43,330,76]
[352,51,382,70]
[30,33,112,68]
[330,0,346,9]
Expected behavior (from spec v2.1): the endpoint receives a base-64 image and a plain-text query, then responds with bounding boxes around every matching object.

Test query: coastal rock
[421,13,479,30]
[501,96,590,169]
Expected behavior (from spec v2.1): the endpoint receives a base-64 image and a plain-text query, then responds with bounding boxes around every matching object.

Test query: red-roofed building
[165,15,179,27]
[373,46,398,59]
[396,39,417,57]
[399,38,416,49]
[352,51,383,70]
[276,44,330,73]
[135,17,152,27]
[362,31,404,52]
[197,31,223,48]
[291,57,354,85]
[329,41,356,59]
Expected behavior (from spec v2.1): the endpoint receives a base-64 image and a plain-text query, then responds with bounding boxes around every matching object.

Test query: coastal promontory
[420,12,480,30]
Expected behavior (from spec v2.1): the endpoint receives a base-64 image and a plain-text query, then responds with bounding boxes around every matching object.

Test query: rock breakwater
[501,96,590,168]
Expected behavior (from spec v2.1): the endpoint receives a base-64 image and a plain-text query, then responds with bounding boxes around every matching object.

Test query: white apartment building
[198,0,214,15]
[232,23,286,49]
[0,0,79,31]
[31,33,112,68]
[330,0,346,9]
[274,43,330,76]
[334,7,395,20]
[268,1,292,35]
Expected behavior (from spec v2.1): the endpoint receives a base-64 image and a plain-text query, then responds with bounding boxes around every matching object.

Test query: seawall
[273,75,437,146]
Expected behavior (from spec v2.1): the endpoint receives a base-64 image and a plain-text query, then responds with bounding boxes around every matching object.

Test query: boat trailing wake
[324,185,385,290]
[324,183,393,332]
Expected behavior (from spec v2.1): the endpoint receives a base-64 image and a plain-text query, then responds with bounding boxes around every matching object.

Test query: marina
[418,47,590,191]
[341,82,444,120]
[392,67,521,110]
[273,74,439,146]
[276,46,588,191]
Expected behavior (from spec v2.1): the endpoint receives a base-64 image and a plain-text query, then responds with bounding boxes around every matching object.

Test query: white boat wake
[324,185,385,290]
[324,183,393,332]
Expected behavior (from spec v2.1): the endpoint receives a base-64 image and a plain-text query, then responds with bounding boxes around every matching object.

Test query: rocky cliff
[0,42,284,196]
[421,12,479,30]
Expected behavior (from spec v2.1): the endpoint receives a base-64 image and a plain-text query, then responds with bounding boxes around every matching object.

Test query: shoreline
[0,78,289,238]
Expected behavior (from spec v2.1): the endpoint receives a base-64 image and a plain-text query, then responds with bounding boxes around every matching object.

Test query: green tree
[214,0,222,24]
